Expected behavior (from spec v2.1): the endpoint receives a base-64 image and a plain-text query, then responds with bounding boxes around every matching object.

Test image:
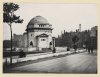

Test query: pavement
[3,49,97,74]
[3,49,86,64]
[4,50,97,73]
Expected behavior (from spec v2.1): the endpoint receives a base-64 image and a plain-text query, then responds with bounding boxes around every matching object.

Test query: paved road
[9,51,97,74]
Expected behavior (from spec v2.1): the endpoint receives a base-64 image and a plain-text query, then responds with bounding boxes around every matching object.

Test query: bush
[19,49,26,58]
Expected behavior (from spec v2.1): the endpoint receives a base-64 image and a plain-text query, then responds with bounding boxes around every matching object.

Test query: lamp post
[52,37,56,53]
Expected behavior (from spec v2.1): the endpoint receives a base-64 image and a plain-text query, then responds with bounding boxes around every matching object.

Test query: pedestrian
[73,44,77,53]
[67,47,70,51]
[87,47,91,54]
[87,46,94,54]
[91,48,94,54]
[87,38,94,54]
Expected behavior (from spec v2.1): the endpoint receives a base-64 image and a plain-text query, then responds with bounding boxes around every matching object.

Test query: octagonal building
[24,16,53,51]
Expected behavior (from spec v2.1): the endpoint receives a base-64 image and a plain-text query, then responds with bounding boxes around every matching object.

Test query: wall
[27,29,52,48]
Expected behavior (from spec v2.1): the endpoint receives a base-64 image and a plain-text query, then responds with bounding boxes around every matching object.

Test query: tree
[72,35,79,52]
[3,3,23,65]
[72,35,79,44]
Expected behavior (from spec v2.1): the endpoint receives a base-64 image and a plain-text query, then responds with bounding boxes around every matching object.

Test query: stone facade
[13,34,24,47]
[25,16,53,51]
[13,16,54,51]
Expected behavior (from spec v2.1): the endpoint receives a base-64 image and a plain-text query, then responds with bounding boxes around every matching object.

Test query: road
[8,50,97,74]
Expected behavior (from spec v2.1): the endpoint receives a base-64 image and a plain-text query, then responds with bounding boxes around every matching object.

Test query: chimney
[64,30,66,34]
[79,24,81,32]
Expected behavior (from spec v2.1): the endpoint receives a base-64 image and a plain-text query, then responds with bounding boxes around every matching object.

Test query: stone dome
[26,16,52,31]
[28,16,50,26]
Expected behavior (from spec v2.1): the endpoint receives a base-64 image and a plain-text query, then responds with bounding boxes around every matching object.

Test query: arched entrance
[36,33,48,50]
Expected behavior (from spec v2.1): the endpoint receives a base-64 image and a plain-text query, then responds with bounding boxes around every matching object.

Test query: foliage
[3,3,23,24]
[72,35,79,44]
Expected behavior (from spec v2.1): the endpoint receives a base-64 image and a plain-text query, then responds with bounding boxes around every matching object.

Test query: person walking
[87,37,94,54]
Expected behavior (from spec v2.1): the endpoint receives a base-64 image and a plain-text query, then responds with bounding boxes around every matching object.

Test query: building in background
[89,26,97,49]
[55,25,97,49]
[90,26,97,37]
[4,20,97,51]
[13,34,24,47]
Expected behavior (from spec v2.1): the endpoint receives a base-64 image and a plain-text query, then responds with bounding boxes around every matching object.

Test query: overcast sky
[3,3,98,40]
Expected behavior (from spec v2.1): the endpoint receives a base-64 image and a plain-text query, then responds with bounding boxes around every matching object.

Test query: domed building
[23,16,53,51]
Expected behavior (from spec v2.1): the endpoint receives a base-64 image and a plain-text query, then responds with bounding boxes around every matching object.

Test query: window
[39,25,41,27]
[30,41,33,47]
[41,39,45,41]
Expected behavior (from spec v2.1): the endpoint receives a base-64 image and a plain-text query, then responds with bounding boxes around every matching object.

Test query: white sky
[3,3,98,40]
